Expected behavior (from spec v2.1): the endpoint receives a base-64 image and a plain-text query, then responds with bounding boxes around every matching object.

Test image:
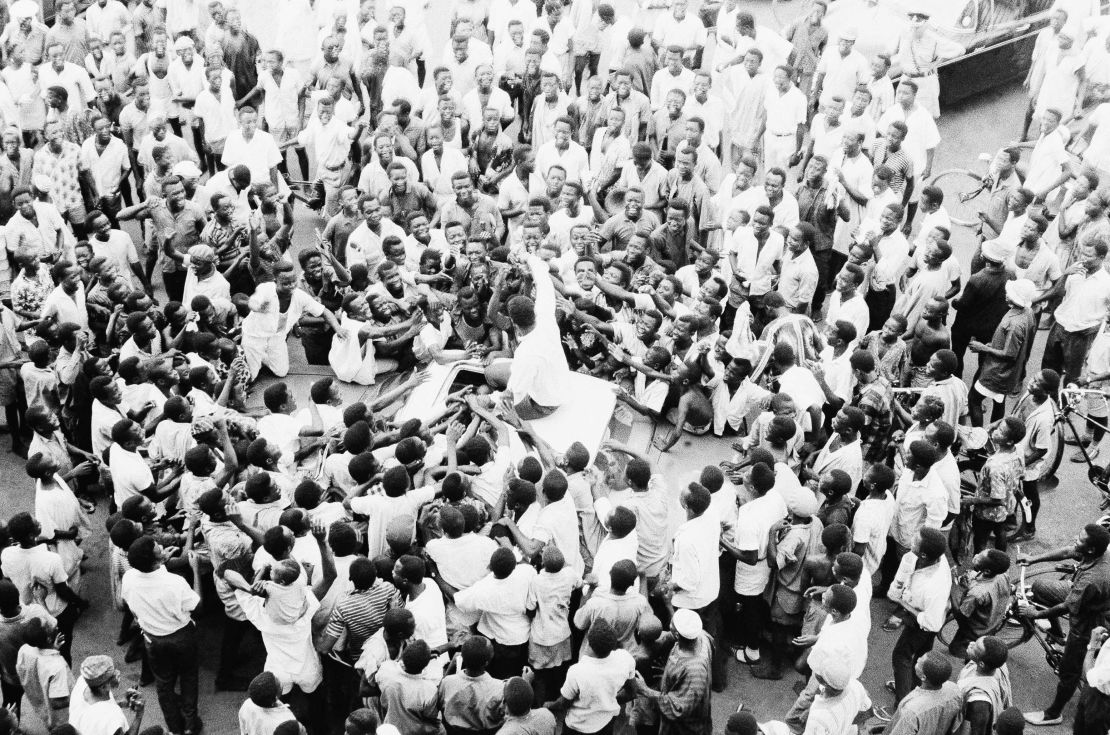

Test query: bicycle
[928,152,1002,228]
[937,558,1073,673]
[1056,386,1110,506]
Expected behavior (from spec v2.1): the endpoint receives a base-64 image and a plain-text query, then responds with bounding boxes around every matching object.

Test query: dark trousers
[891,618,936,702]
[218,614,262,682]
[145,622,200,734]
[876,538,909,597]
[489,640,527,680]
[687,600,725,691]
[735,591,768,650]
[1075,683,1110,735]
[300,328,334,365]
[971,515,1008,553]
[810,248,831,315]
[323,654,360,735]
[1047,630,1089,717]
[865,285,896,332]
[1042,323,1097,387]
[163,270,187,304]
[1,680,23,719]
[55,602,80,665]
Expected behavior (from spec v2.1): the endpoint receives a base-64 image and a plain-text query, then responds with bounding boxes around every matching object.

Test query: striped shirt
[871,139,916,196]
[324,581,402,663]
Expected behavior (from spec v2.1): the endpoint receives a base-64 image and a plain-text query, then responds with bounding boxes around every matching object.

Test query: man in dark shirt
[1019,524,1110,726]
[796,155,848,314]
[950,238,1013,378]
[649,198,699,272]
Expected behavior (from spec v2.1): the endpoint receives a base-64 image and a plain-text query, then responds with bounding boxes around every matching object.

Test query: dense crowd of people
[3,1,1110,735]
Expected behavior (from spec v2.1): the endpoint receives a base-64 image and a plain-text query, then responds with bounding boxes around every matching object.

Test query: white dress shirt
[670,510,721,609]
[120,566,200,636]
[454,565,537,646]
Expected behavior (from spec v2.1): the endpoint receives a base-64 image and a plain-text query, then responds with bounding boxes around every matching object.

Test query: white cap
[980,237,1014,264]
[1005,278,1038,309]
[671,608,703,639]
[31,175,52,193]
[172,160,202,179]
[11,1,37,19]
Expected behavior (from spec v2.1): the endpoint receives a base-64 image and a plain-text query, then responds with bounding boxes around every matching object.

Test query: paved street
[4,1,1099,733]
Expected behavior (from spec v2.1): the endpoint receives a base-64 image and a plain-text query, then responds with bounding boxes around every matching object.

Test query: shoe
[1023,712,1063,726]
[1072,446,1100,462]
[124,639,144,664]
[881,616,904,632]
[884,680,896,695]
[750,662,783,680]
[1064,433,1090,446]
[744,647,761,663]
[873,706,895,723]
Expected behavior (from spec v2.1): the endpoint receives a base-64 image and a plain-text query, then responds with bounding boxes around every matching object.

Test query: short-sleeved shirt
[733,491,788,595]
[974,450,1022,523]
[560,650,636,733]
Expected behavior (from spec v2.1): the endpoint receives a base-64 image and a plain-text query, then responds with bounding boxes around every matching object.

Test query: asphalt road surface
[5,1,1098,734]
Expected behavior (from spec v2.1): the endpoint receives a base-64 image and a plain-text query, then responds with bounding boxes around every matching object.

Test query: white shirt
[877,103,940,175]
[889,553,951,632]
[825,292,869,342]
[1027,126,1071,196]
[258,67,306,129]
[297,115,353,170]
[728,227,784,297]
[1055,267,1110,332]
[193,88,237,143]
[90,230,139,287]
[560,650,636,733]
[869,230,910,291]
[535,140,590,185]
[221,129,282,188]
[80,135,130,199]
[649,66,695,111]
[764,84,807,136]
[533,495,583,576]
[889,470,948,549]
[120,566,200,636]
[1084,102,1110,172]
[0,545,69,615]
[38,61,95,109]
[107,443,154,508]
[733,491,787,595]
[852,494,896,576]
[816,48,869,103]
[454,565,537,646]
[506,255,571,407]
[350,486,438,557]
[670,511,721,609]
[236,588,323,694]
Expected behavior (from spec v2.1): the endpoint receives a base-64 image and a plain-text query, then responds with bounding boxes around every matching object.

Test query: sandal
[881,616,903,632]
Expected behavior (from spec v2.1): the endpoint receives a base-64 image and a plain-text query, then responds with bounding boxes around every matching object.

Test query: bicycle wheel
[929,169,986,228]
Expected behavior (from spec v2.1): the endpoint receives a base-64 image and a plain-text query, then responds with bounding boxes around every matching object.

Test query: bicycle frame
[1014,561,1068,673]
[1058,389,1110,502]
